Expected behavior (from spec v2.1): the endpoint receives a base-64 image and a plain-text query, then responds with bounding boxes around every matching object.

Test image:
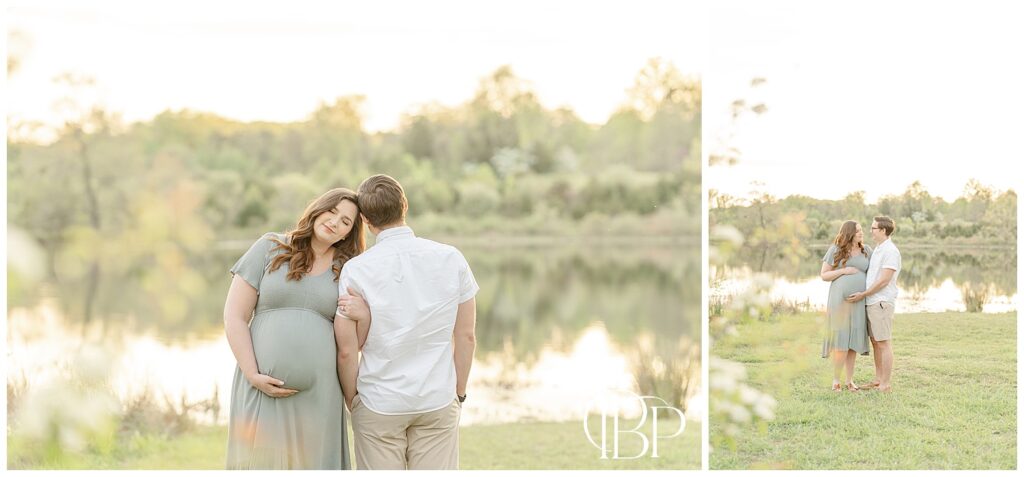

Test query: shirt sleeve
[455,250,480,304]
[336,262,364,320]
[229,233,275,292]
[881,247,901,271]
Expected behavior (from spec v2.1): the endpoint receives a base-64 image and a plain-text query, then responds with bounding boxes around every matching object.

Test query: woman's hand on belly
[836,270,867,283]
[250,312,335,393]
[247,372,301,398]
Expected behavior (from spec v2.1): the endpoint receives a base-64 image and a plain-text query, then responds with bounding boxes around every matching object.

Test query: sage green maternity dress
[821,244,872,358]
[226,233,351,469]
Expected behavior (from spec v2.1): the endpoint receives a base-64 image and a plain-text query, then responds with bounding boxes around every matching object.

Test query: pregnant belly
[250,311,337,392]
[834,272,867,294]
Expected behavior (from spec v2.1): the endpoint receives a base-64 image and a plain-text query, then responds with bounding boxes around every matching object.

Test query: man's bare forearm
[864,269,895,296]
[453,298,477,396]
[338,354,359,405]
[454,336,475,396]
[335,318,360,405]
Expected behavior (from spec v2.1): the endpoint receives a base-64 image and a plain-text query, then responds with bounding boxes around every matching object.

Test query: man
[845,215,901,393]
[334,174,479,470]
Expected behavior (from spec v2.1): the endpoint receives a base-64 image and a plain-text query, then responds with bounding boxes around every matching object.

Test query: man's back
[340,226,478,414]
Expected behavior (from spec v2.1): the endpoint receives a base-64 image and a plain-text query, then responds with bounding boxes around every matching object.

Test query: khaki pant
[350,395,461,470]
[867,301,895,341]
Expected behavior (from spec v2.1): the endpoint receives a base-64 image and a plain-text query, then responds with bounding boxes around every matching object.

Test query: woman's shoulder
[251,232,289,254]
[822,243,837,261]
[261,232,288,242]
[233,232,285,272]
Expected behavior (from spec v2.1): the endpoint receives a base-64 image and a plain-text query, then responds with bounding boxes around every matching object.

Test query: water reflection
[714,245,1017,313]
[8,305,700,427]
[8,244,700,426]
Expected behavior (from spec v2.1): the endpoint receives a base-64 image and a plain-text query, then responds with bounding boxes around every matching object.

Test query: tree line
[9,59,698,275]
[8,59,699,326]
[711,180,1016,245]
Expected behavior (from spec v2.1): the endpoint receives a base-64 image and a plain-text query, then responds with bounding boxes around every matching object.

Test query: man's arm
[337,266,372,353]
[453,297,477,398]
[846,268,896,302]
[864,268,896,295]
[337,287,373,350]
[334,317,360,408]
[356,318,371,350]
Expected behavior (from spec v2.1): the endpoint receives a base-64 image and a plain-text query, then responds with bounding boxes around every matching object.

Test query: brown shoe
[832,383,842,392]
[861,381,881,389]
[845,382,860,392]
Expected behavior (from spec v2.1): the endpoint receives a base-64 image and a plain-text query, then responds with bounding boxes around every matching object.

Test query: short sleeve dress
[821,244,872,358]
[225,233,351,469]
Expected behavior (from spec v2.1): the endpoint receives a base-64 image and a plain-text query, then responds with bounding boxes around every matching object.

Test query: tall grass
[119,386,222,438]
[8,377,222,469]
[629,334,700,412]
[710,293,814,321]
[960,282,992,312]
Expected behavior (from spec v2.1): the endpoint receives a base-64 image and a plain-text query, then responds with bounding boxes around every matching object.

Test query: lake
[712,244,1017,313]
[7,239,700,427]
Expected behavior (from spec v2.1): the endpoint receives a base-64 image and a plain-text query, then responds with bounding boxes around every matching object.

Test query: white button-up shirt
[866,238,901,306]
[338,226,479,415]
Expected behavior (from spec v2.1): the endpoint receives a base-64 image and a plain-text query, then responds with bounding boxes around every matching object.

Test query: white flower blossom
[727,402,752,423]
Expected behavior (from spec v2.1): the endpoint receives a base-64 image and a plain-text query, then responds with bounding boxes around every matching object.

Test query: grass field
[8,419,701,470]
[710,311,1016,470]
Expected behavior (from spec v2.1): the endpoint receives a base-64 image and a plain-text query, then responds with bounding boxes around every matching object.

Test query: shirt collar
[375,225,415,244]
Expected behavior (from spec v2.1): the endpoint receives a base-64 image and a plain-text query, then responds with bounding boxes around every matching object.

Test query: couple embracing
[820,216,902,393]
[223,174,478,470]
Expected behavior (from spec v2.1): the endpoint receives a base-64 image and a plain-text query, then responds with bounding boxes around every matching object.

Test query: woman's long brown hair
[831,220,865,268]
[268,188,365,282]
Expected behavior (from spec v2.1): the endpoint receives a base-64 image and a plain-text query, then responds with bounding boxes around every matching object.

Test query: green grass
[711,311,1017,470]
[9,419,701,470]
[462,419,700,469]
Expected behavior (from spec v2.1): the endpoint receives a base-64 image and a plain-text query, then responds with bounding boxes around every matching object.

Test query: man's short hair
[874,215,895,236]
[357,174,407,228]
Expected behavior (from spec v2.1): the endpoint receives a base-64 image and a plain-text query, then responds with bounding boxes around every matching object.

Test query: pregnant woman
[819,220,872,392]
[224,188,369,469]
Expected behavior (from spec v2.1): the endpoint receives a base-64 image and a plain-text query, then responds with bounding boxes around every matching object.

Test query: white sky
[7,0,706,142]
[705,0,1024,203]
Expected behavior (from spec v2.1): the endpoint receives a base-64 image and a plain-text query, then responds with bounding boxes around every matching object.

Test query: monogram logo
[583,393,687,459]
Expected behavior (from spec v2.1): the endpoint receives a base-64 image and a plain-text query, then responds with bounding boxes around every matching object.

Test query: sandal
[831,382,842,392]
[861,381,881,389]
[845,382,860,392]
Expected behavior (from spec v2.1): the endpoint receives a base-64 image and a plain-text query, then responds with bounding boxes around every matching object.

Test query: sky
[7,0,706,143]
[705,0,1024,203]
